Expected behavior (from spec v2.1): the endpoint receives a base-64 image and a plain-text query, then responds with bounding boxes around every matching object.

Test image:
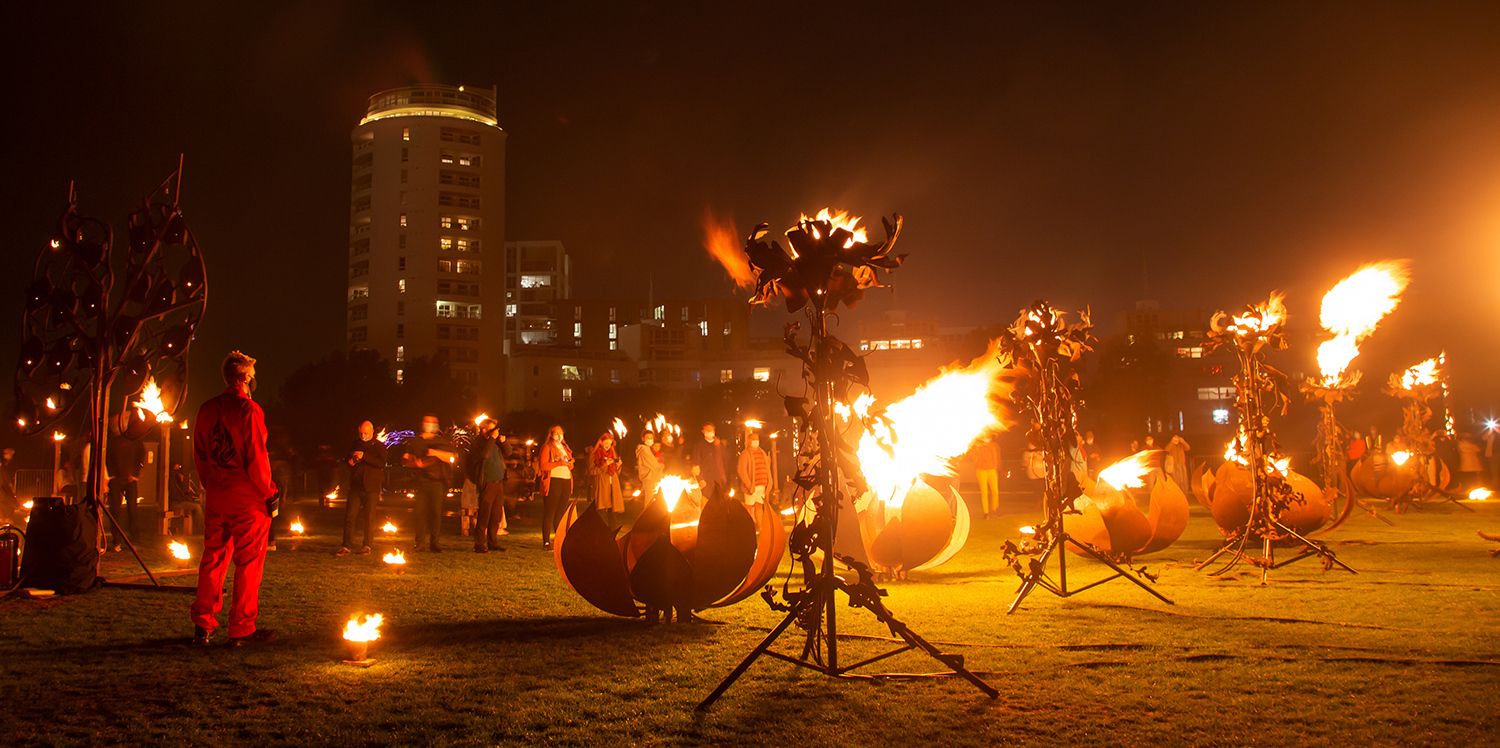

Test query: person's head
[359,421,374,441]
[749,433,760,450]
[702,423,716,442]
[222,350,256,392]
[599,433,614,449]
[1171,435,1182,444]
[663,431,676,445]
[420,413,440,437]
[642,430,655,446]
[0,447,12,461]
[1084,431,1095,443]
[549,425,565,443]
[1145,436,1156,447]
[479,418,499,437]
[1353,431,1363,439]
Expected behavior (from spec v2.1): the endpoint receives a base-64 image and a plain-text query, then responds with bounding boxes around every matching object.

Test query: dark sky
[5,1,1500,422]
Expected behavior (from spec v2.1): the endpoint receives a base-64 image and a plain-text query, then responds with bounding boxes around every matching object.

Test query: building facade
[504,240,570,348]
[347,84,506,410]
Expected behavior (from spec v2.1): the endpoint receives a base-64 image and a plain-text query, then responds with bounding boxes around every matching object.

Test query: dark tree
[1084,336,1171,457]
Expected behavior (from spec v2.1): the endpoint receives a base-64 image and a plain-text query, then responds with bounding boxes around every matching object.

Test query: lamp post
[51,432,65,496]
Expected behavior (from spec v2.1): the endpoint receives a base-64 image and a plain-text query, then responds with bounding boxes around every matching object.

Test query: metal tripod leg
[1007,532,1061,613]
[97,502,161,588]
[698,586,821,711]
[1060,534,1174,605]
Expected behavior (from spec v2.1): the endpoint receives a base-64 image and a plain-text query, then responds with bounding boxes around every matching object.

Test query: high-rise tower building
[347,85,506,411]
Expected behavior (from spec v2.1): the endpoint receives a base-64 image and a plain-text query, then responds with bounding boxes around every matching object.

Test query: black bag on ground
[19,497,103,595]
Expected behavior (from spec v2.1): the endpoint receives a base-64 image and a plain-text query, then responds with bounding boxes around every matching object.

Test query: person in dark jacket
[106,436,146,550]
[403,414,455,552]
[337,421,386,556]
[190,351,278,647]
[690,423,732,497]
[468,419,507,553]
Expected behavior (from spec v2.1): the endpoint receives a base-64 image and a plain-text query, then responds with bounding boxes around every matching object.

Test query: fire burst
[656,475,697,511]
[856,341,1012,507]
[134,377,173,423]
[169,541,190,560]
[343,614,383,642]
[612,418,627,440]
[1098,452,1154,491]
[1316,261,1410,386]
[702,209,754,291]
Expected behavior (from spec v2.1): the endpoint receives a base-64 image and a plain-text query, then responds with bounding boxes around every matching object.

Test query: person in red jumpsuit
[190,351,278,647]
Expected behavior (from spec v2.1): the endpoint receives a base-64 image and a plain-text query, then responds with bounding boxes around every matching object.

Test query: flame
[376,429,388,442]
[290,520,304,534]
[855,341,1011,507]
[134,377,172,423]
[743,419,764,429]
[383,550,406,564]
[612,418,627,440]
[781,506,797,515]
[669,521,700,530]
[1315,261,1410,385]
[703,208,755,291]
[23,500,34,510]
[1098,452,1154,490]
[343,614,384,642]
[1229,292,1287,334]
[1019,526,1036,535]
[45,397,57,410]
[1469,488,1491,501]
[1400,358,1440,389]
[1272,456,1290,475]
[52,432,65,442]
[169,541,190,560]
[656,475,696,512]
[474,413,489,427]
[1390,450,1412,466]
[382,521,397,533]
[631,489,642,497]
[800,208,869,247]
[325,490,338,500]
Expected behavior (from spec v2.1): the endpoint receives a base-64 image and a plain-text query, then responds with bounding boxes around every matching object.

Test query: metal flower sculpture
[1298,261,1410,531]
[12,164,206,586]
[698,209,996,710]
[1069,452,1190,559]
[1196,293,1351,581]
[1365,356,1456,511]
[839,479,971,579]
[999,301,1173,613]
[553,479,785,621]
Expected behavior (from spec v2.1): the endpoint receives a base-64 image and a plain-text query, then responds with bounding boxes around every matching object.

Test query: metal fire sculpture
[553,478,784,621]
[1000,301,1175,613]
[13,163,206,586]
[1068,452,1191,559]
[1300,261,1410,531]
[698,209,997,710]
[1195,293,1353,582]
[1359,355,1458,511]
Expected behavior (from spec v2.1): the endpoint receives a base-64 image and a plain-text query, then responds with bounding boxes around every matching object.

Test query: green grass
[3,494,1499,747]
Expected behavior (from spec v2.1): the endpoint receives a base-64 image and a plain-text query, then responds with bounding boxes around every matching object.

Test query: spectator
[538,425,574,551]
[591,433,625,525]
[336,421,386,557]
[737,432,771,523]
[690,423,732,498]
[467,419,507,553]
[403,414,455,553]
[105,437,146,551]
[636,431,664,503]
[971,437,999,520]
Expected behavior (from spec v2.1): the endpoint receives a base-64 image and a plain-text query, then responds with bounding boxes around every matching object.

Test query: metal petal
[555,502,640,617]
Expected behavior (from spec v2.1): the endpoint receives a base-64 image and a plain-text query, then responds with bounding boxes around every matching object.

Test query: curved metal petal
[687,493,758,609]
[714,504,788,608]
[1139,476,1191,554]
[911,485,970,571]
[629,536,694,612]
[555,502,640,617]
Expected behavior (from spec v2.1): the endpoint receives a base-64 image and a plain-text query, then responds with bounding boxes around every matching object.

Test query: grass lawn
[3,492,1499,747]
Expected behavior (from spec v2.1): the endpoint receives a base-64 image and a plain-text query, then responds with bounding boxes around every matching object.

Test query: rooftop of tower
[360,84,498,127]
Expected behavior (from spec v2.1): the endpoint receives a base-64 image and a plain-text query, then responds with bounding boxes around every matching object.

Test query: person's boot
[192,626,213,646]
[228,629,278,647]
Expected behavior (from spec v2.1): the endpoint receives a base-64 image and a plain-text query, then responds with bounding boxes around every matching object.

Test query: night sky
[5,1,1500,426]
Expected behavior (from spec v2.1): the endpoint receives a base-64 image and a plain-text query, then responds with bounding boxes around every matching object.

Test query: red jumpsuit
[190,386,276,638]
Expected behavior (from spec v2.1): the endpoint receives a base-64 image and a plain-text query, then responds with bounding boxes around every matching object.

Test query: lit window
[608,324,617,339]
[441,153,454,164]
[1212,409,1231,425]
[562,388,573,403]
[721,369,734,383]
[1170,331,1185,340]
[699,321,708,336]
[654,306,664,321]
[441,216,453,229]
[753,368,771,382]
[521,275,553,288]
[609,340,617,351]
[396,369,404,383]
[573,322,582,337]
[723,322,731,336]
[396,345,404,363]
[441,237,453,251]
[913,339,924,349]
[402,127,409,141]
[437,302,454,318]
[348,286,369,302]
[872,340,890,351]
[398,279,406,293]
[399,213,407,227]
[506,304,517,316]
[1177,347,1204,359]
[1197,386,1237,401]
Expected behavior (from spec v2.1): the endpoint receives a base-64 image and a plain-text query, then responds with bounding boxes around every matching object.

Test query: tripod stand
[699,211,996,709]
[1001,302,1172,613]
